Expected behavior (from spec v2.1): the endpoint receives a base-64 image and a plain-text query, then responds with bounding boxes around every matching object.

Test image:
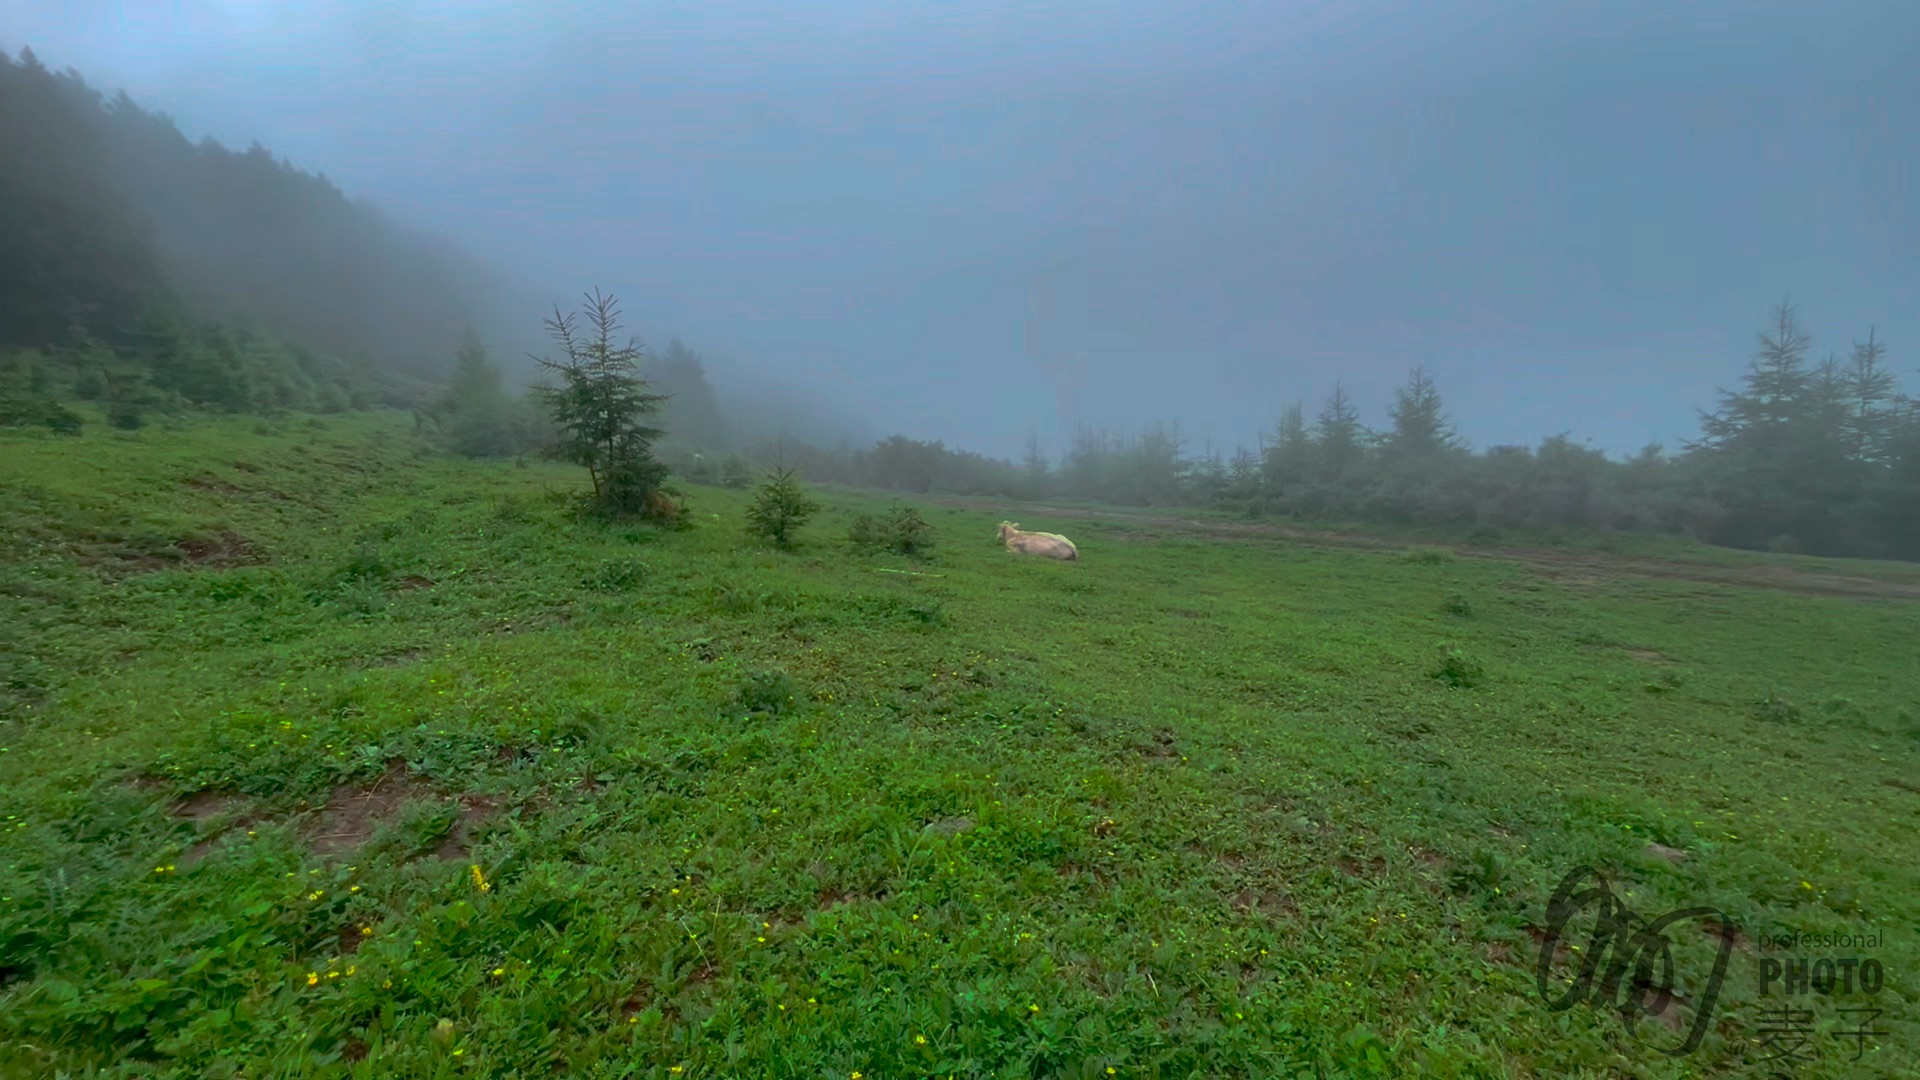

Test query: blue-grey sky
[7,0,1915,460]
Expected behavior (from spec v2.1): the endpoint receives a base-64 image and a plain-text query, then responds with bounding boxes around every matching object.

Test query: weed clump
[1404,546,1456,565]
[849,504,936,559]
[585,558,650,592]
[1432,645,1485,688]
[1750,692,1801,724]
[736,669,802,716]
[1442,592,1473,617]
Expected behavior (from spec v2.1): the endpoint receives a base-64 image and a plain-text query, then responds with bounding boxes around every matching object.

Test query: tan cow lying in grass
[997,521,1078,561]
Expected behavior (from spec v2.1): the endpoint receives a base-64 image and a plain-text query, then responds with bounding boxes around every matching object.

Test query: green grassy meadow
[2,412,1915,1078]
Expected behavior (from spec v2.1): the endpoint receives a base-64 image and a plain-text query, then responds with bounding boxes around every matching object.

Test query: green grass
[3,411,1916,1078]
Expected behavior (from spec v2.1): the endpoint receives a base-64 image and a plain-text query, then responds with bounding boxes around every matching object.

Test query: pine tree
[532,290,672,518]
[1692,301,1812,458]
[746,466,821,549]
[434,328,522,457]
[1383,364,1458,458]
[1261,401,1313,497]
[1312,382,1367,479]
[1843,327,1896,466]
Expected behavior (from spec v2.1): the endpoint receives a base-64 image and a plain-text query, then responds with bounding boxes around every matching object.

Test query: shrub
[848,504,937,558]
[735,669,802,716]
[585,558,650,592]
[1432,645,1485,688]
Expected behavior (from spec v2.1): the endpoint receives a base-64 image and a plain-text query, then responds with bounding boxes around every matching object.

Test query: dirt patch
[1490,547,1920,601]
[1701,919,1748,951]
[371,648,429,668]
[172,790,245,824]
[919,495,1920,600]
[427,794,502,861]
[620,983,656,1021]
[338,923,372,955]
[1337,855,1389,878]
[1626,647,1671,664]
[308,765,432,856]
[139,786,258,869]
[1526,924,1572,967]
[1136,728,1181,760]
[1646,842,1688,864]
[816,885,887,911]
[304,764,499,860]
[1229,888,1297,917]
[175,529,262,567]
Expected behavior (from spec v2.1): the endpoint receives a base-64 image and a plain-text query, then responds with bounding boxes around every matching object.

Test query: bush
[848,504,937,558]
[1432,645,1485,688]
[1750,692,1801,724]
[745,467,820,549]
[735,669,802,716]
[585,558,650,592]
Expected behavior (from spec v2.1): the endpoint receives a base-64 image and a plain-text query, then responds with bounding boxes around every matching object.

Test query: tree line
[709,304,1918,562]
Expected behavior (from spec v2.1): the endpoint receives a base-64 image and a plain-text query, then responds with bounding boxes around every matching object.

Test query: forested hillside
[0,45,543,426]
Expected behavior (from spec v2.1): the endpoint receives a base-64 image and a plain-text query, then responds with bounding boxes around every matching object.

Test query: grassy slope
[1,412,1915,1079]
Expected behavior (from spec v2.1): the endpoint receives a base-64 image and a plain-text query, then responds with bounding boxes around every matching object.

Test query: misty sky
[7,1,1916,460]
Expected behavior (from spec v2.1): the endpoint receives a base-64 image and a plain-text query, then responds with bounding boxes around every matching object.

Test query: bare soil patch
[305,763,499,860]
[428,794,503,860]
[921,495,1920,600]
[175,529,262,567]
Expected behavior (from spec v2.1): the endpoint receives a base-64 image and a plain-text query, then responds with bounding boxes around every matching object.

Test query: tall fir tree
[532,290,673,518]
[1383,364,1459,458]
[1312,382,1368,480]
